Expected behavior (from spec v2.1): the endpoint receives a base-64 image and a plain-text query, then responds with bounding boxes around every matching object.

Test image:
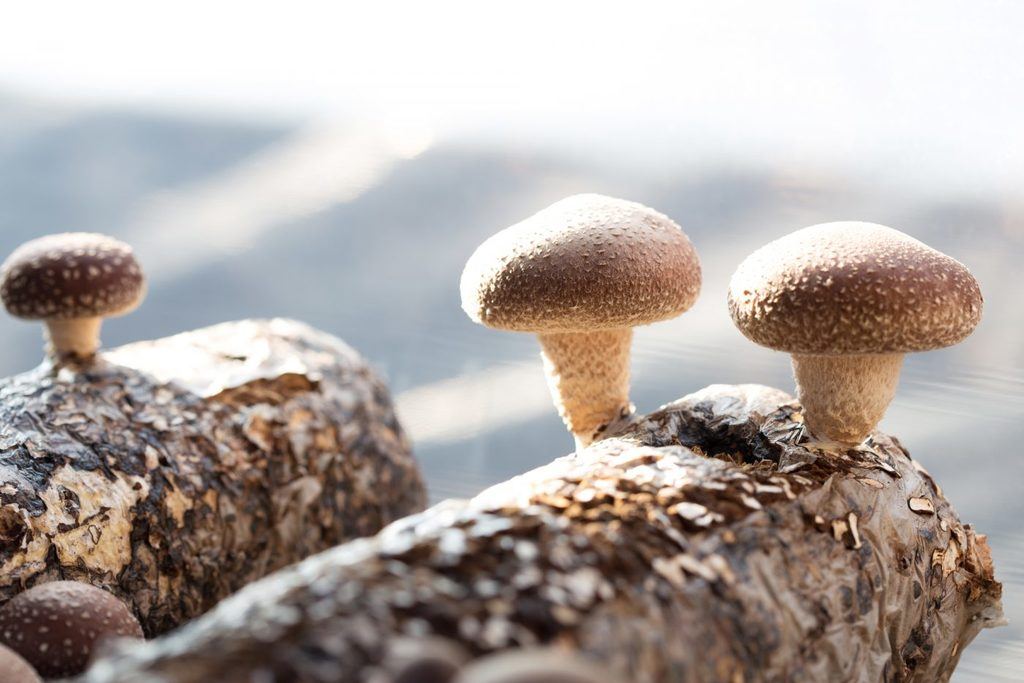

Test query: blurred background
[1,1,1021,678]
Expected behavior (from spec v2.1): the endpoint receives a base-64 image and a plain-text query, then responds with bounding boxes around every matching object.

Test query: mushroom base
[791,352,903,443]
[537,329,633,448]
[45,317,102,359]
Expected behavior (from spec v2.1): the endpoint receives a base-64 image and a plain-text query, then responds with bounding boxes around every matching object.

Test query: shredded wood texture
[0,318,425,636]
[83,384,1001,682]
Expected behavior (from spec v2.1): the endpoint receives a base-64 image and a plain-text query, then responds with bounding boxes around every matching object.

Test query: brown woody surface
[82,383,1002,682]
[0,318,425,636]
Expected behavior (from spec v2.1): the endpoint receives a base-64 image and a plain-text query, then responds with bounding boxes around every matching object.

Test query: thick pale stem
[791,352,904,444]
[537,328,633,449]
[45,318,103,359]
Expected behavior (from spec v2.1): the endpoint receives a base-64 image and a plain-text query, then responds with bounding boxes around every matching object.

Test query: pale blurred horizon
[4,1,1024,195]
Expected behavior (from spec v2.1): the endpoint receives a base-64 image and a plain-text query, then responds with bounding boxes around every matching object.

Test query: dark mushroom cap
[460,194,701,333]
[0,643,41,683]
[0,581,143,678]
[728,222,982,355]
[0,233,145,321]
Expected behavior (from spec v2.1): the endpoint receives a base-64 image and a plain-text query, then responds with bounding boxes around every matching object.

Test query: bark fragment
[83,384,1002,682]
[0,318,425,636]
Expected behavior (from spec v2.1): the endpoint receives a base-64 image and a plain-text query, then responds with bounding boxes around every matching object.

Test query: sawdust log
[0,318,425,636]
[82,384,1001,682]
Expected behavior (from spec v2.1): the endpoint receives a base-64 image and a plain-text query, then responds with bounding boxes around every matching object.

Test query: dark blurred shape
[389,637,469,683]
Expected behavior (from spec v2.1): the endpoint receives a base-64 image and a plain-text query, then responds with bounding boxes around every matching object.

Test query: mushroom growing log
[82,384,1002,683]
[0,318,425,636]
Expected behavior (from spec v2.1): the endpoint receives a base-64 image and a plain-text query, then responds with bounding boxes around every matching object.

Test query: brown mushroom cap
[0,643,41,683]
[0,233,145,321]
[728,222,982,355]
[460,194,701,333]
[0,581,144,678]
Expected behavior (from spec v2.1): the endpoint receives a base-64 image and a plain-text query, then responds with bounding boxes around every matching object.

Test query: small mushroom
[0,580,144,678]
[728,222,982,443]
[461,194,701,448]
[0,233,146,361]
[0,643,41,683]
[455,649,614,683]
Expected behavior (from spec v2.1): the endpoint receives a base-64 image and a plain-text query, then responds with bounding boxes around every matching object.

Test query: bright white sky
[2,1,1023,191]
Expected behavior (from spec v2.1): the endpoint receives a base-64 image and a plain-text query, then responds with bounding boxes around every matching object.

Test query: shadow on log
[82,384,1002,682]
[0,318,426,636]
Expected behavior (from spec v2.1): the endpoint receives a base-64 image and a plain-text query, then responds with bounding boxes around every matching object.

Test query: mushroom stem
[791,352,904,444]
[537,328,633,449]
[45,318,102,359]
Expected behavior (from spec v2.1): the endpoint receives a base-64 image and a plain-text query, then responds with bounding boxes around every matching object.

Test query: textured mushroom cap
[460,194,701,332]
[0,643,41,683]
[0,581,143,678]
[0,233,145,320]
[728,222,982,354]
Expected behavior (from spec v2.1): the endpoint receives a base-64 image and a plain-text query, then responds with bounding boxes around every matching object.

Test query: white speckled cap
[0,233,145,320]
[460,194,701,333]
[728,222,983,355]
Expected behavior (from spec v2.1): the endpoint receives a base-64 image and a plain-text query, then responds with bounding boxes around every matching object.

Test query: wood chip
[908,497,935,515]
[847,512,862,549]
[704,554,736,586]
[831,518,849,542]
[652,557,685,588]
[932,538,961,577]
[770,477,797,500]
[873,460,899,477]
[857,478,884,489]
[654,554,719,585]
[671,501,710,521]
[830,514,861,549]
[944,538,960,576]
[740,494,762,511]
[676,554,718,582]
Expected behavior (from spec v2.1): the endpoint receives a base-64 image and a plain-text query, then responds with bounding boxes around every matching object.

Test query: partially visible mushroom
[461,194,701,448]
[455,649,614,683]
[0,643,41,683]
[0,233,145,361]
[388,637,469,683]
[0,581,143,678]
[728,221,982,443]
